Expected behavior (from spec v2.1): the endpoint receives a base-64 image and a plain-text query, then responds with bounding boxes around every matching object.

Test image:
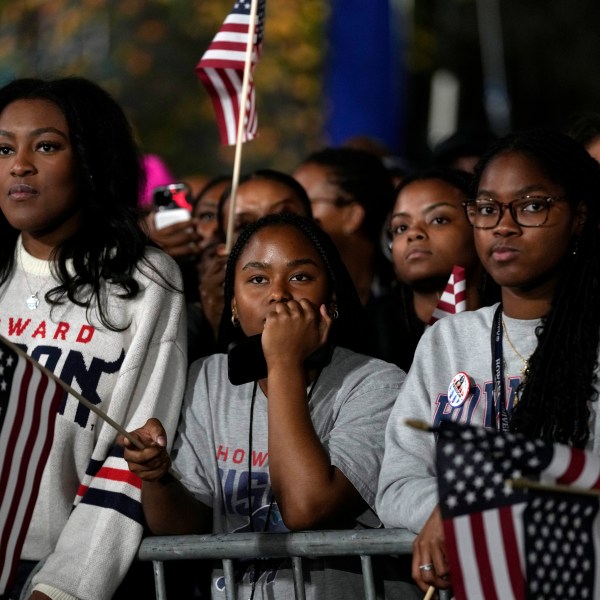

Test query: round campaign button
[448,372,472,407]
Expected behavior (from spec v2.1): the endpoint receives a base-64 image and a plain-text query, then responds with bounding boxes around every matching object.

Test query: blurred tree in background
[0,0,327,179]
[1,0,600,178]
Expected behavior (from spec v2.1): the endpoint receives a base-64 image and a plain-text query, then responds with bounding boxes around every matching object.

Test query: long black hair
[217,212,368,354]
[472,129,600,447]
[0,76,173,331]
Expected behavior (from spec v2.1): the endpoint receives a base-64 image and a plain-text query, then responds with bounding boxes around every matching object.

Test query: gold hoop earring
[231,314,240,327]
[331,306,339,320]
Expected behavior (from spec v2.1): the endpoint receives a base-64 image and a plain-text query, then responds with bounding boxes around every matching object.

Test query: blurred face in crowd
[193,178,229,250]
[220,178,310,247]
[292,162,358,248]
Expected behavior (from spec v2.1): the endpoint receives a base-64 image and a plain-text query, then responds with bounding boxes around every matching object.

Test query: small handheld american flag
[196,0,266,146]
[436,420,600,600]
[429,264,467,325]
[0,340,64,595]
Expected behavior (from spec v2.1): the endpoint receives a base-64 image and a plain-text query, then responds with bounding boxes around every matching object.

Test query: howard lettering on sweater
[4,315,95,343]
[0,243,187,600]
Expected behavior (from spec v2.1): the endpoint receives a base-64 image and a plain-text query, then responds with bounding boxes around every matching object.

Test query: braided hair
[472,129,600,447]
[217,212,367,354]
[298,146,397,290]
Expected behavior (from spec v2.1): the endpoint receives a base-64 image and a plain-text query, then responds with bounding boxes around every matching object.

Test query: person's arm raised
[120,418,212,535]
[263,301,367,531]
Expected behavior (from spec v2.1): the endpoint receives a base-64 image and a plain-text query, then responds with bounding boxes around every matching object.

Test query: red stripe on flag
[0,360,33,591]
[556,447,585,485]
[435,300,458,313]
[443,518,468,600]
[196,0,265,146]
[499,505,526,600]
[10,373,61,592]
[428,265,467,325]
[216,23,252,34]
[470,511,499,600]
[0,351,63,594]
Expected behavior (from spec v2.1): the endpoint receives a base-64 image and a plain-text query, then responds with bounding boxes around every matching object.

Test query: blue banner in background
[323,0,405,155]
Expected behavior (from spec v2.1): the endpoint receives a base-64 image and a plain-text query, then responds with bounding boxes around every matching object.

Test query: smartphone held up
[153,183,193,229]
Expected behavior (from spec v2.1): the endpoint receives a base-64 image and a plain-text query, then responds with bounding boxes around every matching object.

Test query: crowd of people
[2,73,600,600]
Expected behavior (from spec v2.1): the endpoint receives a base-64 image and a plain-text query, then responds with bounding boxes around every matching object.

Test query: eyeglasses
[462,195,564,229]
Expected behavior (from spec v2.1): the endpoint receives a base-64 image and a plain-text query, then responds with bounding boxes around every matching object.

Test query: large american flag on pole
[196,0,266,146]
[0,340,64,595]
[435,420,600,600]
[428,264,467,325]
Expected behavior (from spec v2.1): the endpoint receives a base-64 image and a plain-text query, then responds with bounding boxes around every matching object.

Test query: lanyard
[491,304,510,432]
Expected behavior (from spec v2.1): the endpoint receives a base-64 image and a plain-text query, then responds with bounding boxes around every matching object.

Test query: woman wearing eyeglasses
[375,129,600,594]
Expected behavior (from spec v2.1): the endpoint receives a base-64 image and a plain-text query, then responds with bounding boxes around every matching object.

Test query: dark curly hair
[217,212,367,353]
[0,76,175,331]
[472,129,600,447]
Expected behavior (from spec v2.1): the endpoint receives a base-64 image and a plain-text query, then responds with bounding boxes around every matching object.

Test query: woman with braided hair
[376,129,600,594]
[121,213,420,599]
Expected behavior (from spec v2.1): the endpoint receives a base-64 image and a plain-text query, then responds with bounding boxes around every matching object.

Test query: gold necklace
[502,317,530,379]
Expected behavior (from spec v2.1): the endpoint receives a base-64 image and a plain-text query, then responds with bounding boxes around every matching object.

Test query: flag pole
[424,586,436,600]
[224,0,260,255]
[404,418,433,432]
[0,333,144,450]
[508,477,600,498]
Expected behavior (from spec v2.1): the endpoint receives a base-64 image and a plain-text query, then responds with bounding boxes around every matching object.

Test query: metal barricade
[137,528,451,600]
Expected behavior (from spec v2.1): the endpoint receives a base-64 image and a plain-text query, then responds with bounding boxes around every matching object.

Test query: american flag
[196,0,266,146]
[429,264,467,325]
[0,340,64,595]
[435,420,600,600]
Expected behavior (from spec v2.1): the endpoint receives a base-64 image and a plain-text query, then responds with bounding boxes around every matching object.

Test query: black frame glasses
[462,195,563,229]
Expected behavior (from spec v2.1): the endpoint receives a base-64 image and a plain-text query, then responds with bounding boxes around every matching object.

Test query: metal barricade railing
[137,528,451,600]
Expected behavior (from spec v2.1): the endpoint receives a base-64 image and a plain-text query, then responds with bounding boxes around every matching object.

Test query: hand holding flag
[0,336,145,595]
